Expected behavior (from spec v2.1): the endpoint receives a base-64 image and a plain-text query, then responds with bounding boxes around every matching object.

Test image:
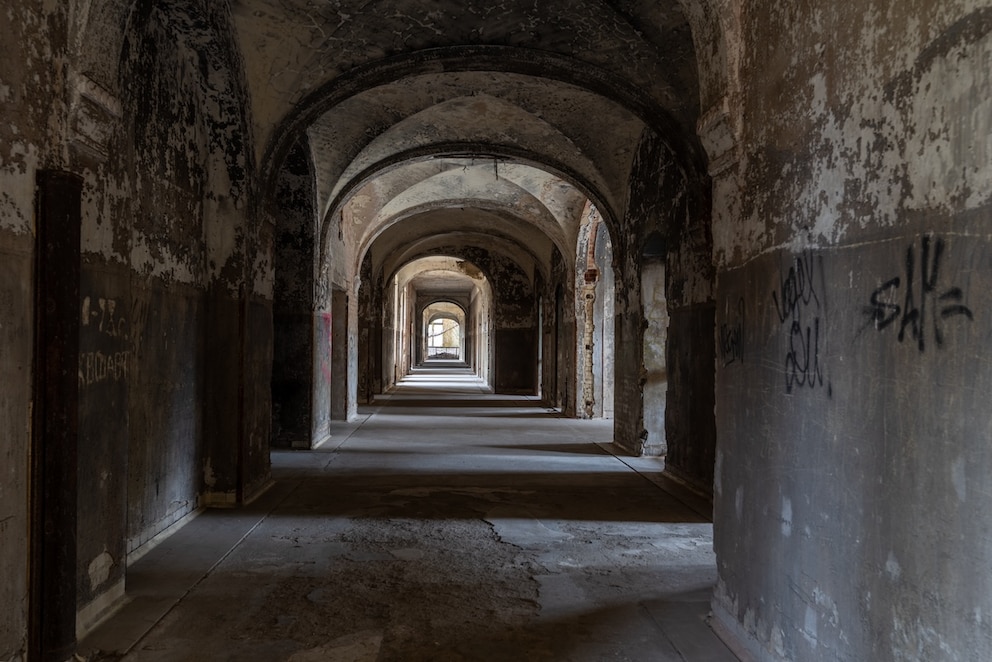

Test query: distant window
[427,319,461,360]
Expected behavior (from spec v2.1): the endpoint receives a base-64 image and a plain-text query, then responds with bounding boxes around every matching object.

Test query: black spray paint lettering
[786,318,824,391]
[720,298,745,366]
[773,249,828,395]
[862,235,973,351]
[772,249,820,324]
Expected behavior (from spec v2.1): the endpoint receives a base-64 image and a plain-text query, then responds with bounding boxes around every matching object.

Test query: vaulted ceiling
[74,0,709,287]
[230,0,704,285]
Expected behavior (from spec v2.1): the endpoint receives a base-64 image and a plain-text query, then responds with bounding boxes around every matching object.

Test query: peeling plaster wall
[614,128,713,477]
[575,215,595,418]
[75,266,127,631]
[0,2,71,657]
[342,287,359,420]
[70,0,269,633]
[712,3,992,661]
[146,1,272,508]
[665,151,715,492]
[612,134,653,456]
[110,2,211,558]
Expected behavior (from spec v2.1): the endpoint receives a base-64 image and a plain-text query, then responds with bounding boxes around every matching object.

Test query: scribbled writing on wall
[82,296,129,339]
[862,235,973,351]
[720,298,745,366]
[772,249,826,394]
[79,295,130,388]
[79,351,130,386]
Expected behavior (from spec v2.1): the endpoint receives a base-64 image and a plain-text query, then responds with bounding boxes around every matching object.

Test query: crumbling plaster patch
[81,1,266,296]
[87,549,115,593]
[69,0,130,92]
[1,2,65,235]
[723,3,992,266]
[712,7,992,654]
[0,146,39,235]
[79,165,130,263]
[679,0,743,113]
[0,3,73,658]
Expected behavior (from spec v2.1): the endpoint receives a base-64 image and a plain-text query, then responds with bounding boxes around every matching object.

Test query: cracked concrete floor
[80,365,737,662]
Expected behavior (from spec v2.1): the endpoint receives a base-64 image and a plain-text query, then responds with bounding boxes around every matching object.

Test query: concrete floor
[80,365,738,661]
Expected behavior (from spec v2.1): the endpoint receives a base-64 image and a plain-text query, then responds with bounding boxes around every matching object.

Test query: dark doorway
[30,171,83,662]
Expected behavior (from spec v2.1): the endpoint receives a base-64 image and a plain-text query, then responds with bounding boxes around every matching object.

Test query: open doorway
[424,307,464,362]
[382,256,493,388]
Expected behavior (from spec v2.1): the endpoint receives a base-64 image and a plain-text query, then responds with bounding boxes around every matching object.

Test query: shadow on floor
[80,370,731,661]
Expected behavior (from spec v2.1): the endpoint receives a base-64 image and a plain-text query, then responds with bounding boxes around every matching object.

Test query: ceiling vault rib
[321,141,619,232]
[261,44,704,196]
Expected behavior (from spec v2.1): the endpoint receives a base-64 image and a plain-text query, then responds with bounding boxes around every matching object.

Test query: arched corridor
[4,1,992,661]
[81,369,732,661]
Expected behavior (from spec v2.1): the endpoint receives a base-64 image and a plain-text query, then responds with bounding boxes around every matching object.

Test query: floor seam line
[639,601,692,662]
[320,412,376,470]
[119,478,306,657]
[594,441,712,521]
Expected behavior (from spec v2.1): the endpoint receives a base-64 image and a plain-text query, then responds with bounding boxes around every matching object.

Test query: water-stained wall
[0,3,70,656]
[0,0,272,651]
[712,3,992,660]
[87,0,268,545]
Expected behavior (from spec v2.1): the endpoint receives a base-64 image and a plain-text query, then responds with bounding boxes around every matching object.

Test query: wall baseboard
[709,600,776,662]
[127,507,203,566]
[76,579,125,641]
